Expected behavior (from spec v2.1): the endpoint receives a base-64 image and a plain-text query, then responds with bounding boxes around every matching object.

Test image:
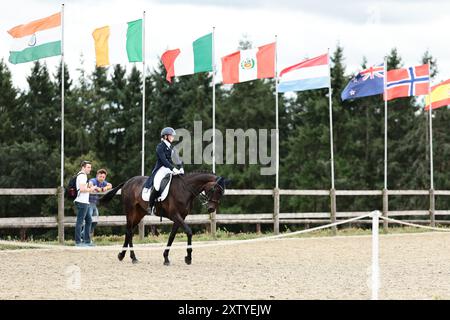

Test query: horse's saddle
[142,173,173,202]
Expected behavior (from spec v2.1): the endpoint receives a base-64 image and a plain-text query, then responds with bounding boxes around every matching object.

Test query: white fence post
[371,210,380,300]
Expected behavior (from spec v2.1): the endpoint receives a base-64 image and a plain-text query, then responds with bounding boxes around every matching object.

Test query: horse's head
[204,176,231,213]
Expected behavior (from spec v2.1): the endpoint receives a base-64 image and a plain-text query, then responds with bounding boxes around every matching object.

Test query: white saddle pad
[142,188,151,201]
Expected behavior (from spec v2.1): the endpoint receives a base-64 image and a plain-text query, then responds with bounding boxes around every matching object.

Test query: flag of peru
[221,42,275,84]
[278,53,329,93]
[386,64,430,101]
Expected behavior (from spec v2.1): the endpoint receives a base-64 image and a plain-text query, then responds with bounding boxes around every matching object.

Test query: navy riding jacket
[144,141,174,189]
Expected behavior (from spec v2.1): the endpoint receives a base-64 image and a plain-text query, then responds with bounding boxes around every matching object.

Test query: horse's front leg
[174,214,193,265]
[163,222,180,266]
[172,213,193,265]
[185,224,193,265]
[182,222,193,265]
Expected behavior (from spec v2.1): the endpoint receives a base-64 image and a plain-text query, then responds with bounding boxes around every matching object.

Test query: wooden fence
[1,187,449,244]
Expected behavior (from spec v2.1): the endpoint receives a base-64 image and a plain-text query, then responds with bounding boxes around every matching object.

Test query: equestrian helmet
[160,127,176,137]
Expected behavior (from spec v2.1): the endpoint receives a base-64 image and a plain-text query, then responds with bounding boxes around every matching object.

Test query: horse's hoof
[185,256,192,265]
[164,261,170,266]
[132,259,139,264]
[118,253,125,261]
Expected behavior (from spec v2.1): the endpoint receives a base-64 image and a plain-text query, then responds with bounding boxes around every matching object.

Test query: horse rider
[144,127,184,215]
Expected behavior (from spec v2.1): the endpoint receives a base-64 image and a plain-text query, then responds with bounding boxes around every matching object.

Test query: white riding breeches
[154,167,172,191]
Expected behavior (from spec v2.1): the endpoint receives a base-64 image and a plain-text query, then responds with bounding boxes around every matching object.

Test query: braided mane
[185,170,216,177]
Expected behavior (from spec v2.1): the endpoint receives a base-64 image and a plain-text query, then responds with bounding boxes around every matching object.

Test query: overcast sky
[1,0,449,89]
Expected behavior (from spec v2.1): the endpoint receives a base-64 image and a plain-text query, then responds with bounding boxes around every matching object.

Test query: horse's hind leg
[163,222,180,266]
[150,225,159,236]
[128,225,139,264]
[118,229,130,261]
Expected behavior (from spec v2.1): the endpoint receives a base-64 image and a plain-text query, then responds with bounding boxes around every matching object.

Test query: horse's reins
[178,175,224,208]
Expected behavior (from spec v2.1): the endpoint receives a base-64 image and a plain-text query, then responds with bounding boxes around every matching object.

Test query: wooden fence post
[138,220,145,240]
[210,210,217,239]
[205,221,211,234]
[382,188,388,232]
[57,186,65,244]
[430,189,435,227]
[273,188,280,235]
[330,188,337,235]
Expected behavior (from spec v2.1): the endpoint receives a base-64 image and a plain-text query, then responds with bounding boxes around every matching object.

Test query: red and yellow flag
[425,79,450,110]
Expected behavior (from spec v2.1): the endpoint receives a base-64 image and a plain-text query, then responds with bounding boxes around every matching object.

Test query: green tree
[282,45,347,213]
[214,38,288,223]
[0,59,19,142]
[23,61,59,148]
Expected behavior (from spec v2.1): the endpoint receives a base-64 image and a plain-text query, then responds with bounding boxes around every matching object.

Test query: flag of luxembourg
[278,53,329,93]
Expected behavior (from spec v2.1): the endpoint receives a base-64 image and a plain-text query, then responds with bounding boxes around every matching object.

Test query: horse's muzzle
[207,206,216,213]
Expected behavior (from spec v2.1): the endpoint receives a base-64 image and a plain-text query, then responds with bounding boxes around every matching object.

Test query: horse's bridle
[202,178,225,205]
[179,176,224,207]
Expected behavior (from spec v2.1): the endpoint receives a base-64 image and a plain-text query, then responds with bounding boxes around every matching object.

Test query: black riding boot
[147,187,158,215]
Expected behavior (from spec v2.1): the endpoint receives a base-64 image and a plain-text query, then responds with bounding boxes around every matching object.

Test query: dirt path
[0,232,449,299]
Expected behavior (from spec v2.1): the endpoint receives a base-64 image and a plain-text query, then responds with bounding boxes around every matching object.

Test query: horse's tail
[99,182,125,205]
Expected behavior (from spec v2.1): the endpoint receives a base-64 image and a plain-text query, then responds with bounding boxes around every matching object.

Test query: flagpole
[428,60,436,227]
[382,57,389,231]
[212,26,216,173]
[428,61,434,190]
[383,57,388,190]
[141,11,146,176]
[58,3,65,244]
[274,35,280,235]
[60,3,65,188]
[275,35,279,190]
[327,48,337,234]
[327,48,335,190]
[428,61,435,227]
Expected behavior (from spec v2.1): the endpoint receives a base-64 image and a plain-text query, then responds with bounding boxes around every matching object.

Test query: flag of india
[8,12,61,64]
[92,19,142,67]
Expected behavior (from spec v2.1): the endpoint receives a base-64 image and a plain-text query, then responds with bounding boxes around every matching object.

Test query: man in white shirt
[74,160,96,246]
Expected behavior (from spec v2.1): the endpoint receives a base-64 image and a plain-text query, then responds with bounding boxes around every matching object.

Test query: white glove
[179,168,185,175]
[172,168,181,175]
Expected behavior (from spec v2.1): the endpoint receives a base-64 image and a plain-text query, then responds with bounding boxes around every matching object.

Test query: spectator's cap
[97,168,107,175]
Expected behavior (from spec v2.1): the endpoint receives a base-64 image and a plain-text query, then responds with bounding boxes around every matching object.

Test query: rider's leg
[147,187,158,215]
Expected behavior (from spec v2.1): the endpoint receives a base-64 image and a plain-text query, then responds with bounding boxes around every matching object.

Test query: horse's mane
[185,170,216,177]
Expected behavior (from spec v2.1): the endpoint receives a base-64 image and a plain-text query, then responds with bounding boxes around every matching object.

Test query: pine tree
[24,61,59,146]
[214,38,286,220]
[386,49,428,210]
[121,64,144,177]
[0,59,19,142]
[282,46,347,212]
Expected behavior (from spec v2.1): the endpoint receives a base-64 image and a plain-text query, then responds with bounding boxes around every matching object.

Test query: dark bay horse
[99,171,228,265]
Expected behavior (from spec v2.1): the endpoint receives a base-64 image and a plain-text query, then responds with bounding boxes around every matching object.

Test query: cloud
[152,0,450,24]
[1,0,449,89]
